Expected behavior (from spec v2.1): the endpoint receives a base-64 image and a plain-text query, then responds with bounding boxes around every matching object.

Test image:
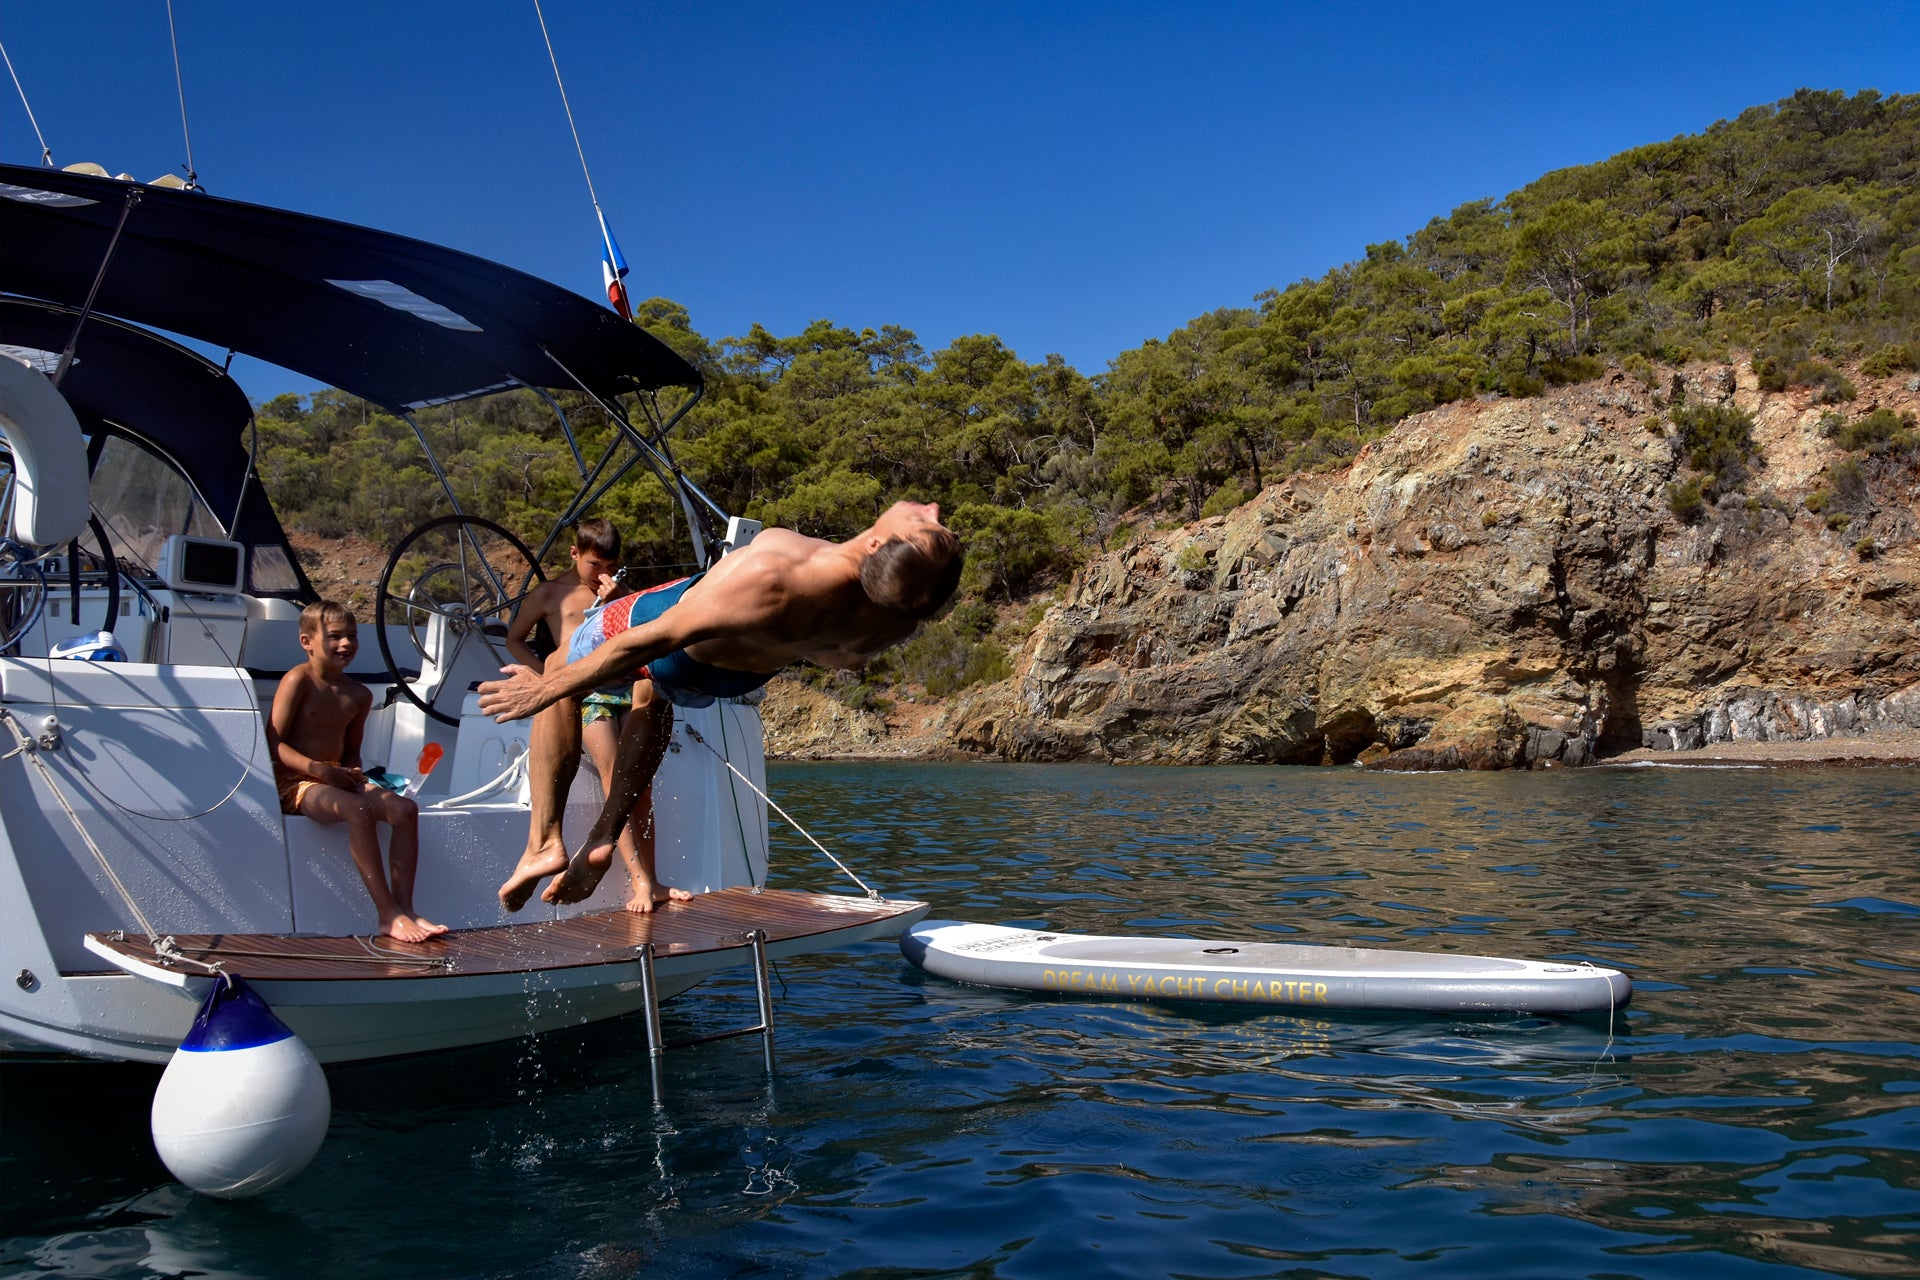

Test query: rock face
[950,363,1920,768]
[760,680,887,757]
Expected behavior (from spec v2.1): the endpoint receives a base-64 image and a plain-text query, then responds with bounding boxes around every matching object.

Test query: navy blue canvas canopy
[0,163,699,413]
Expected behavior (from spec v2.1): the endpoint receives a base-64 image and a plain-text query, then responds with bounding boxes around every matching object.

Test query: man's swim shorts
[568,574,777,708]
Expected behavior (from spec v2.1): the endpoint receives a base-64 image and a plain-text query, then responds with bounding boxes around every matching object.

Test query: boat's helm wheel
[0,515,119,653]
[375,515,543,726]
[0,540,47,652]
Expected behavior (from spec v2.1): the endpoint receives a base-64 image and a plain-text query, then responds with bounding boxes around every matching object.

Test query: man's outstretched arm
[478,618,682,722]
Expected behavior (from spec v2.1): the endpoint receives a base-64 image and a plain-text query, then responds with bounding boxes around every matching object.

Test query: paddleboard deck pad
[902,921,1631,1016]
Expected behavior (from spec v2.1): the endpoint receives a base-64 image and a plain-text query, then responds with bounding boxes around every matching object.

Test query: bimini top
[0,162,700,412]
[1,295,316,598]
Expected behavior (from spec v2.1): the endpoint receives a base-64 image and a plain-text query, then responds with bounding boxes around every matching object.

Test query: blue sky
[3,2,1915,404]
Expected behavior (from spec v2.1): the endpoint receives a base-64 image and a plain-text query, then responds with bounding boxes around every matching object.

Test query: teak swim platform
[88,889,923,983]
[78,891,929,1063]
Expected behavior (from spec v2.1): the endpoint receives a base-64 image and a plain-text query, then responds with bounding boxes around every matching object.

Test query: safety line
[681,721,879,900]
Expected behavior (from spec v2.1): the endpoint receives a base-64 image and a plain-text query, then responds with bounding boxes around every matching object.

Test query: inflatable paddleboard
[902,921,1631,1016]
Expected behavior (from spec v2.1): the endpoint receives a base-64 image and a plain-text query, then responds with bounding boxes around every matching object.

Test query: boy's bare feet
[623,884,693,914]
[378,912,447,943]
[498,839,568,911]
[541,839,615,905]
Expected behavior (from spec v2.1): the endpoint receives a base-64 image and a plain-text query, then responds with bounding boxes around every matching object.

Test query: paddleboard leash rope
[681,722,882,900]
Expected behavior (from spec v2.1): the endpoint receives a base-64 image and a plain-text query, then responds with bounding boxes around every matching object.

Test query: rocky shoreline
[765,358,1920,772]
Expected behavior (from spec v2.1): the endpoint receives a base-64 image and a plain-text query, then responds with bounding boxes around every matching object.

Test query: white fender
[151,976,331,1199]
[0,352,90,549]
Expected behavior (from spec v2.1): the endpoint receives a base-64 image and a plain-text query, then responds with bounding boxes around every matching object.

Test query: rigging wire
[532,0,604,213]
[164,0,199,189]
[0,39,52,166]
[681,721,882,900]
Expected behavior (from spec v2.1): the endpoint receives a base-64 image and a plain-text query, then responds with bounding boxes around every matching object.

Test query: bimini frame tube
[534,348,712,567]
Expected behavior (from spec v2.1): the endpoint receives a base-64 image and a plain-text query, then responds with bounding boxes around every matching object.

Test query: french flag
[598,208,632,321]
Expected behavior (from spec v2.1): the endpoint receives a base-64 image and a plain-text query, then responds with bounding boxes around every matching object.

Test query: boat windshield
[87,434,298,592]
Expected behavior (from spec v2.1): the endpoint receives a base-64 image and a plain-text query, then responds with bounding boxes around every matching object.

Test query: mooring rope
[680,721,880,900]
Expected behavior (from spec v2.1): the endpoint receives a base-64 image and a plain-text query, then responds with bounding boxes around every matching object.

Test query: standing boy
[269,601,447,943]
[503,518,680,913]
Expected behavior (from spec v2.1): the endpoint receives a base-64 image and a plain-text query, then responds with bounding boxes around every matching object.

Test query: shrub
[1173,542,1210,573]
[1829,457,1868,503]
[1835,408,1918,455]
[1670,401,1758,498]
[1825,511,1852,531]
[1542,353,1605,385]
[1667,478,1706,523]
[1860,344,1916,377]
[883,599,1012,696]
[1753,354,1791,392]
[800,666,892,714]
[1855,537,1877,559]
[1200,483,1249,519]
[1804,488,1832,514]
[1794,360,1856,403]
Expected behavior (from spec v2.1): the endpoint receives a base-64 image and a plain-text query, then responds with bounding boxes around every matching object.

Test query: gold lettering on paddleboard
[1314,982,1329,1003]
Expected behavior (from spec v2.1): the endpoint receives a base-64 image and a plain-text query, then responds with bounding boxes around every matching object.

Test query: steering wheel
[64,515,121,638]
[0,541,48,652]
[0,514,119,653]
[375,514,544,725]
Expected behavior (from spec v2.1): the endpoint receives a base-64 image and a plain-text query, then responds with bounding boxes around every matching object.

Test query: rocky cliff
[939,362,1920,768]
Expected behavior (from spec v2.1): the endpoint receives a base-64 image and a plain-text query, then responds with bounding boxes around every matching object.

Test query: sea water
[3,763,1917,1279]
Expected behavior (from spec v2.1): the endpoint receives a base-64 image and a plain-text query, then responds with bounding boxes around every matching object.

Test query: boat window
[89,435,225,575]
[249,544,302,594]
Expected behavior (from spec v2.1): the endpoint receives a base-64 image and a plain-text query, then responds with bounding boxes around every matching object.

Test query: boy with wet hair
[503,518,677,913]
[268,600,446,942]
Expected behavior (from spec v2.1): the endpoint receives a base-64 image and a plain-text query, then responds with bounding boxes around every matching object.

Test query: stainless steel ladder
[636,928,775,1091]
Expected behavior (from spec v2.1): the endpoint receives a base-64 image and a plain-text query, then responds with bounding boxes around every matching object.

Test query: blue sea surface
[5,763,1919,1279]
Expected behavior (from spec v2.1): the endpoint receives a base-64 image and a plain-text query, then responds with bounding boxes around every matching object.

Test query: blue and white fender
[150,975,331,1199]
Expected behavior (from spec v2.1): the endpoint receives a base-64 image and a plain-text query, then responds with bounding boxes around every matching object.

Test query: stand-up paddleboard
[902,921,1631,1016]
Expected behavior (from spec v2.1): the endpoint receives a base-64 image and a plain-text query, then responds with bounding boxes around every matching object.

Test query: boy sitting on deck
[268,600,447,943]
[503,519,685,914]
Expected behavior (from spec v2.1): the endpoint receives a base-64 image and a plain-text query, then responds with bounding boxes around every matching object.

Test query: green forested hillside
[259,88,1918,679]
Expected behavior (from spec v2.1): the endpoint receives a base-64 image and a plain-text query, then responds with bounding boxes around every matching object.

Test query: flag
[598,208,632,321]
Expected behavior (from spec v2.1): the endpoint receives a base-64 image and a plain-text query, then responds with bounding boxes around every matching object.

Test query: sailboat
[0,161,927,1065]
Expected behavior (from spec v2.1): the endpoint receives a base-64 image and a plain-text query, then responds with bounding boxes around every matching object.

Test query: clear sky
[3,1,1915,404]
